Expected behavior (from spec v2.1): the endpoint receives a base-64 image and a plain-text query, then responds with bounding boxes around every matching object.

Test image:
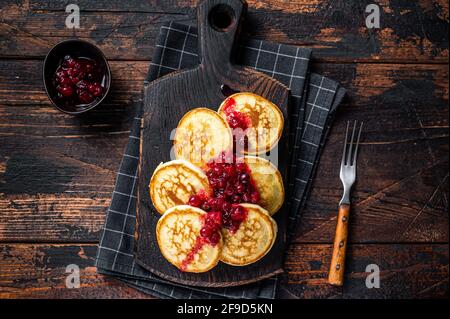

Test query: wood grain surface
[135,0,290,287]
[0,0,448,298]
[0,243,447,298]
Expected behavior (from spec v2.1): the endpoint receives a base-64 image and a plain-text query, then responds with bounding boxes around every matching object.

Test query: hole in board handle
[208,4,236,32]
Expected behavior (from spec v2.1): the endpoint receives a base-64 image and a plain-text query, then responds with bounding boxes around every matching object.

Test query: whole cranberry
[200,227,212,238]
[240,173,250,182]
[231,206,246,221]
[88,83,103,97]
[188,195,203,207]
[208,232,220,245]
[78,91,94,104]
[236,184,246,194]
[58,85,74,97]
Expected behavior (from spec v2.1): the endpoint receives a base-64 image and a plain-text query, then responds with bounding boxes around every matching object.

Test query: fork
[328,121,363,286]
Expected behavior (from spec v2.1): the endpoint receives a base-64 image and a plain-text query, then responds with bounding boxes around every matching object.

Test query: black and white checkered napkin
[96,21,346,299]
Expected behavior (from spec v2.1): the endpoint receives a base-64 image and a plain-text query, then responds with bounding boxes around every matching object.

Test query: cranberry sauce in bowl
[53,56,105,106]
[43,40,111,114]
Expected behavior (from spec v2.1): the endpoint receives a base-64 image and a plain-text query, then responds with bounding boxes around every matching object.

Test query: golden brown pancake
[173,108,233,168]
[220,204,277,266]
[150,160,210,214]
[218,93,284,155]
[245,156,284,215]
[156,205,222,273]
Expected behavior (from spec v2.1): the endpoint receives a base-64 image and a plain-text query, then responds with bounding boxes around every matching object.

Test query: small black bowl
[43,40,111,115]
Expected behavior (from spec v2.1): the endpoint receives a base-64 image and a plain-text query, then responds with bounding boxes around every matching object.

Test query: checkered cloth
[96,21,346,299]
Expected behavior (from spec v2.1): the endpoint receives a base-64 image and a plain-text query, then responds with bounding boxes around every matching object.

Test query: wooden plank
[0,60,144,243]
[0,61,447,243]
[296,63,449,243]
[0,243,447,298]
[0,244,152,298]
[0,0,448,62]
[0,1,193,60]
[283,243,449,298]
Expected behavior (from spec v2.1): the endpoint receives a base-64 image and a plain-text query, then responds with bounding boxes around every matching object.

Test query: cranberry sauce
[52,55,106,107]
[200,211,222,245]
[188,154,260,233]
[222,97,251,131]
[179,211,222,271]
[180,236,204,271]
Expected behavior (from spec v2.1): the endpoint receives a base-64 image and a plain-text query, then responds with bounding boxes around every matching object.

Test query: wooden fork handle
[328,204,350,286]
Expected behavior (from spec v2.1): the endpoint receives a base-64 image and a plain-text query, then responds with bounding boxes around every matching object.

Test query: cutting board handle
[197,0,246,68]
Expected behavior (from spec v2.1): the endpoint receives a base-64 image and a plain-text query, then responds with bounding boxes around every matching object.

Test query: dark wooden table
[0,0,448,299]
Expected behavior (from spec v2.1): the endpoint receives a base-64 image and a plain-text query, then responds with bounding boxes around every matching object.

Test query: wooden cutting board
[135,0,290,287]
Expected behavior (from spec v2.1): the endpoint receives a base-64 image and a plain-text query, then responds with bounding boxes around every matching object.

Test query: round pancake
[150,160,210,214]
[218,93,284,155]
[174,108,233,168]
[156,205,222,273]
[245,156,284,215]
[220,204,277,266]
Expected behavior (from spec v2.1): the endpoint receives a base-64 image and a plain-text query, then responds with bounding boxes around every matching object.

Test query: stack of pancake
[149,93,285,273]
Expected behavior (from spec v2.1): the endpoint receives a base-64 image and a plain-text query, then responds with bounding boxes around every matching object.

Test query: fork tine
[341,121,349,165]
[352,122,363,166]
[347,121,357,165]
